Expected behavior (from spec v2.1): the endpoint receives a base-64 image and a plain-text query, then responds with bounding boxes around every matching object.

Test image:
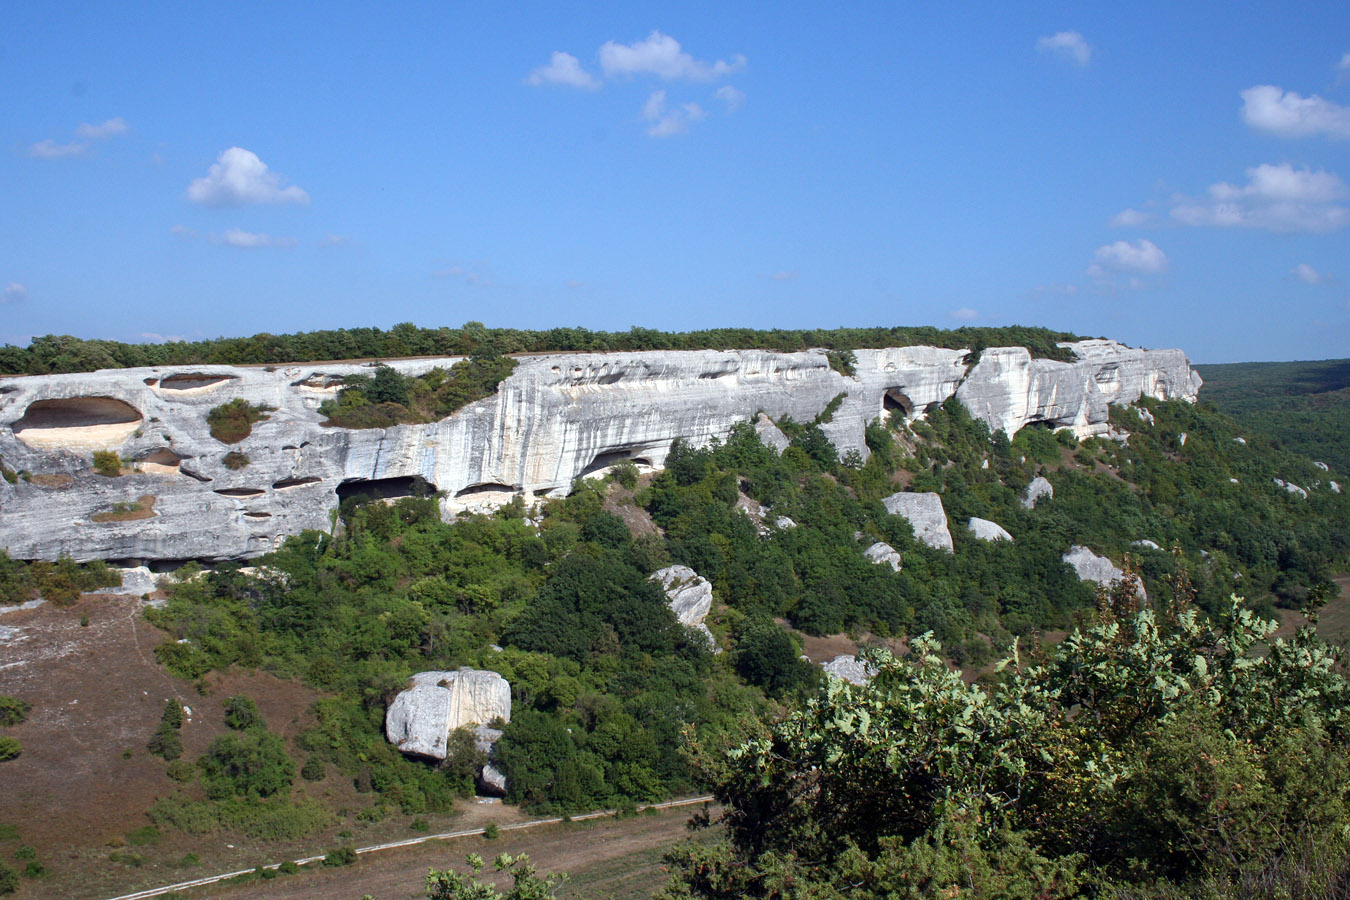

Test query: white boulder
[1273,478,1308,499]
[822,654,875,685]
[1022,476,1053,509]
[864,541,902,571]
[882,492,953,552]
[1315,461,1330,471]
[650,565,713,628]
[967,517,1012,542]
[385,669,511,761]
[1063,545,1145,602]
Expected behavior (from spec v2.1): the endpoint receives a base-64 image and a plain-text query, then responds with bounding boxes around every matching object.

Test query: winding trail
[101,795,714,900]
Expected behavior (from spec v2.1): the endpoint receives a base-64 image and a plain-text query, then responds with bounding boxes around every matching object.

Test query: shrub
[323,846,357,867]
[0,698,29,727]
[175,853,200,867]
[206,399,274,444]
[125,826,161,847]
[148,699,184,761]
[223,695,264,731]
[92,450,122,476]
[277,860,300,875]
[611,460,639,489]
[0,864,15,895]
[222,451,250,470]
[483,822,500,840]
[410,817,429,833]
[198,730,295,799]
[0,739,20,763]
[300,755,326,782]
[166,759,195,782]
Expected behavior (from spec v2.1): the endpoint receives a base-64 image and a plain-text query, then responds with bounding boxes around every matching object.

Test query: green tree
[425,853,568,900]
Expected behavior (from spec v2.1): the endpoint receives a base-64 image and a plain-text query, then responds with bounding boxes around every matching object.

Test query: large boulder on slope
[967,518,1012,542]
[651,564,718,650]
[882,492,953,552]
[1062,545,1146,602]
[864,541,902,571]
[1022,477,1053,509]
[385,669,511,761]
[822,655,876,685]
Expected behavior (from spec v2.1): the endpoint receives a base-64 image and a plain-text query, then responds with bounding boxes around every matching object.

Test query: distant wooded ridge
[0,323,1089,376]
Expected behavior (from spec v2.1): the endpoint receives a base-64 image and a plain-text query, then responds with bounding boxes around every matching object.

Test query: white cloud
[600,31,745,81]
[715,85,746,113]
[433,263,492,286]
[212,228,296,249]
[526,51,601,90]
[1240,86,1350,139]
[1169,163,1350,232]
[2,283,28,303]
[641,90,705,138]
[186,147,310,207]
[1036,31,1091,67]
[318,234,353,248]
[1293,263,1325,284]
[1110,208,1151,227]
[1339,53,1350,72]
[75,117,129,140]
[770,270,798,281]
[949,307,979,321]
[1087,239,1169,279]
[28,139,88,159]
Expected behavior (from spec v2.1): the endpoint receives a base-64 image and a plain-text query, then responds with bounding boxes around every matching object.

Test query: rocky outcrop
[385,669,511,761]
[651,565,716,649]
[1022,476,1054,509]
[753,413,790,454]
[956,341,1201,440]
[822,654,875,685]
[0,340,1198,563]
[883,492,953,552]
[1063,545,1145,601]
[1274,478,1308,499]
[864,541,902,571]
[967,518,1012,542]
[473,726,507,797]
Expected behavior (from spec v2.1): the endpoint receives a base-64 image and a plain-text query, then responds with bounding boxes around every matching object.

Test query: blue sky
[2,2,1348,363]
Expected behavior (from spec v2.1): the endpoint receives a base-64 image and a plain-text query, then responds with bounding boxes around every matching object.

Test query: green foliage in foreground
[320,354,518,429]
[663,597,1350,899]
[1198,357,1350,474]
[0,322,1086,375]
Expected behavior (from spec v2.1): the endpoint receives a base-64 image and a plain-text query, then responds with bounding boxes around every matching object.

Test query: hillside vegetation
[1199,357,1350,474]
[0,322,1086,375]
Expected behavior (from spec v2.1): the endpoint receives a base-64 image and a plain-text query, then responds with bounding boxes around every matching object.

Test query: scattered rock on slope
[967,518,1012,542]
[864,541,902,571]
[651,564,717,649]
[882,491,953,552]
[1023,476,1053,509]
[385,669,511,761]
[822,655,876,685]
[1062,545,1146,602]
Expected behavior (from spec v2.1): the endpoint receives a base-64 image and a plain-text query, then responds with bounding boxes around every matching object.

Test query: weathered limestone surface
[1274,478,1308,499]
[0,340,1199,562]
[384,669,511,761]
[822,654,875,685]
[1063,545,1146,601]
[651,565,713,628]
[883,491,953,552]
[1023,476,1054,509]
[967,517,1012,542]
[864,541,902,571]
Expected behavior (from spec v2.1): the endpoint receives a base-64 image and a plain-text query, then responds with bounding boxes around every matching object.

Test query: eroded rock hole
[455,482,516,498]
[882,389,914,417]
[138,448,185,475]
[580,450,639,477]
[157,373,238,394]
[273,476,322,490]
[336,475,437,505]
[214,487,266,498]
[12,397,143,450]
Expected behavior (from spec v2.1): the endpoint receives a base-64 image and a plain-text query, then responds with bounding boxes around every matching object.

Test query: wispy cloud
[1241,86,1350,139]
[1036,31,1091,67]
[433,262,493,286]
[28,139,88,159]
[526,51,601,90]
[187,147,310,207]
[75,117,129,140]
[641,90,706,138]
[1110,208,1151,227]
[770,269,798,282]
[949,307,979,321]
[2,282,28,304]
[715,85,746,113]
[1168,163,1350,232]
[1088,239,1169,280]
[1292,263,1325,284]
[600,31,745,81]
[212,228,297,249]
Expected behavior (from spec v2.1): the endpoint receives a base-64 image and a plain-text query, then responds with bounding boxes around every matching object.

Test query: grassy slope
[1198,358,1350,474]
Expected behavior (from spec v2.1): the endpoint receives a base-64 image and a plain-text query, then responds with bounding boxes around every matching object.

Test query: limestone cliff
[0,340,1198,563]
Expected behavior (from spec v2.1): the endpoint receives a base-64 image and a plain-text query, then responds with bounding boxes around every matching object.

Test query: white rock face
[1332,481,1341,494]
[473,725,507,797]
[822,654,876,685]
[774,516,797,530]
[864,541,902,571]
[0,340,1199,562]
[650,565,713,628]
[1274,478,1308,499]
[1023,476,1054,509]
[1179,432,1187,446]
[1133,539,1162,551]
[1063,545,1146,601]
[385,669,511,761]
[1233,437,1246,445]
[967,517,1012,542]
[955,340,1200,440]
[1315,461,1330,471]
[1138,408,1155,426]
[883,492,953,552]
[753,413,790,454]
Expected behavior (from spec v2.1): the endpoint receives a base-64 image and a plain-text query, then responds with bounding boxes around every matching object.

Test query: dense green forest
[1199,357,1350,474]
[0,322,1087,375]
